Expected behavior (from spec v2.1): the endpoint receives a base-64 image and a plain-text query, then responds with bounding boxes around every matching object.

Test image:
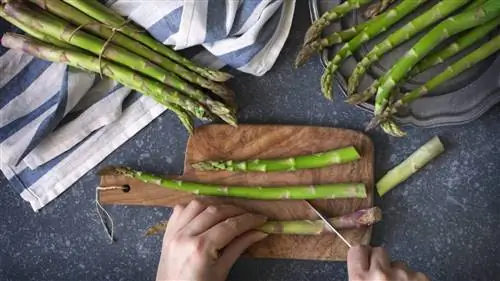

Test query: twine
[67,19,134,78]
[95,185,128,243]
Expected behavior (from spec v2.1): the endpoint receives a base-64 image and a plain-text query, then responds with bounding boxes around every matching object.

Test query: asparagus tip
[295,44,317,68]
[191,161,219,171]
[98,166,132,177]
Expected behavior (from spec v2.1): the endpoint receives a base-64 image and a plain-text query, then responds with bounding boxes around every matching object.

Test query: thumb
[218,231,268,268]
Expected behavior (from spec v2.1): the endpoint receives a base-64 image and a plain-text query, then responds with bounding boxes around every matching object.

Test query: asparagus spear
[364,0,396,19]
[296,18,373,67]
[3,2,236,126]
[321,0,428,100]
[373,0,500,119]
[0,6,77,50]
[380,120,406,138]
[100,166,367,200]
[347,0,471,96]
[192,146,361,172]
[1,33,212,123]
[393,33,500,117]
[28,0,235,106]
[145,207,382,236]
[303,0,374,45]
[411,17,500,75]
[61,0,233,83]
[377,136,444,196]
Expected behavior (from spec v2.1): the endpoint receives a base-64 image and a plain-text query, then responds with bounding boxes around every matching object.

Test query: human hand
[347,245,430,281]
[156,200,268,281]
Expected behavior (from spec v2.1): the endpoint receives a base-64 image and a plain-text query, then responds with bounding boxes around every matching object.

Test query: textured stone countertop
[1,1,499,280]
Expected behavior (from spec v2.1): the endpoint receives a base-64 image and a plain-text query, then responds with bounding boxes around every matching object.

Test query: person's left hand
[156,200,268,281]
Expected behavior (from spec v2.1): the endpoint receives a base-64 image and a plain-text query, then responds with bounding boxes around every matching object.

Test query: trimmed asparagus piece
[28,0,235,107]
[377,136,444,196]
[303,0,374,45]
[192,146,361,172]
[347,0,471,96]
[364,0,396,19]
[145,207,382,236]
[101,166,367,200]
[321,0,428,100]
[411,17,500,74]
[61,0,233,83]
[3,2,236,126]
[373,0,500,119]
[1,33,211,124]
[0,6,77,50]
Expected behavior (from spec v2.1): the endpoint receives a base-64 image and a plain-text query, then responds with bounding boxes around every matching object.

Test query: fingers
[370,247,390,269]
[203,213,268,249]
[183,205,247,236]
[347,244,371,276]
[218,231,268,269]
[176,200,208,232]
[164,204,185,242]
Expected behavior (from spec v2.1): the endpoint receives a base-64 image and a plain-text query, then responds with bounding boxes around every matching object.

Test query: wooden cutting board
[99,124,374,261]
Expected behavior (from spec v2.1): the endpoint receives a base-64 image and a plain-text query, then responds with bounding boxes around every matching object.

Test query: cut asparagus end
[376,136,445,196]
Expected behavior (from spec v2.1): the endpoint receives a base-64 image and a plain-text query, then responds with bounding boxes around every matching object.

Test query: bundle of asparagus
[145,207,382,236]
[0,0,237,133]
[297,0,500,136]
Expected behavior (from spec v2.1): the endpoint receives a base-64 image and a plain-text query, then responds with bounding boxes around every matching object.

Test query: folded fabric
[0,0,295,211]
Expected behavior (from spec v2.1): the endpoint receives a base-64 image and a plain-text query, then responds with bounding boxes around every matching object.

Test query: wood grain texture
[99,124,374,261]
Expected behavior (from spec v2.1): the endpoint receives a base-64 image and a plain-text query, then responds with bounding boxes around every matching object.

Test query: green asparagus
[303,0,374,45]
[373,0,500,119]
[364,0,396,19]
[100,166,368,200]
[377,136,444,196]
[29,0,235,107]
[0,6,77,50]
[1,33,211,123]
[3,2,236,126]
[192,146,360,172]
[61,0,233,84]
[347,0,471,96]
[145,207,382,236]
[394,33,500,117]
[411,17,500,74]
[321,0,428,100]
[296,18,373,67]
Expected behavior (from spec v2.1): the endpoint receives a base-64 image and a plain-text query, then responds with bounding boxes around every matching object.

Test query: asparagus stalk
[373,0,500,119]
[192,146,361,172]
[321,0,428,100]
[28,0,235,107]
[145,207,382,236]
[101,166,367,200]
[303,0,374,45]
[3,2,236,126]
[393,33,500,116]
[411,17,500,75]
[377,136,444,196]
[347,0,471,96]
[61,0,233,83]
[0,6,77,50]
[364,0,396,19]
[296,18,373,67]
[1,33,212,123]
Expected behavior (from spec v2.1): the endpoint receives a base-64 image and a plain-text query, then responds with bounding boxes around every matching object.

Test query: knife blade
[304,200,352,248]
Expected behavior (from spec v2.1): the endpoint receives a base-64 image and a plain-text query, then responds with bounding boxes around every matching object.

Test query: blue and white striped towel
[0,0,296,211]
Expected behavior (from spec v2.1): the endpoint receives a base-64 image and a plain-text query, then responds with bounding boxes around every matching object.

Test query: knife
[304,200,352,248]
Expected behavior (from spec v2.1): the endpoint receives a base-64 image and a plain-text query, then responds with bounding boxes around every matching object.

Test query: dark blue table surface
[1,1,499,280]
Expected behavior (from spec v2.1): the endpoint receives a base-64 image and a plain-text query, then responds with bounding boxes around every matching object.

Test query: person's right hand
[347,245,430,281]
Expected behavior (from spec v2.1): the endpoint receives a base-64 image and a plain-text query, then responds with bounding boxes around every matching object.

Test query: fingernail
[254,231,269,240]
